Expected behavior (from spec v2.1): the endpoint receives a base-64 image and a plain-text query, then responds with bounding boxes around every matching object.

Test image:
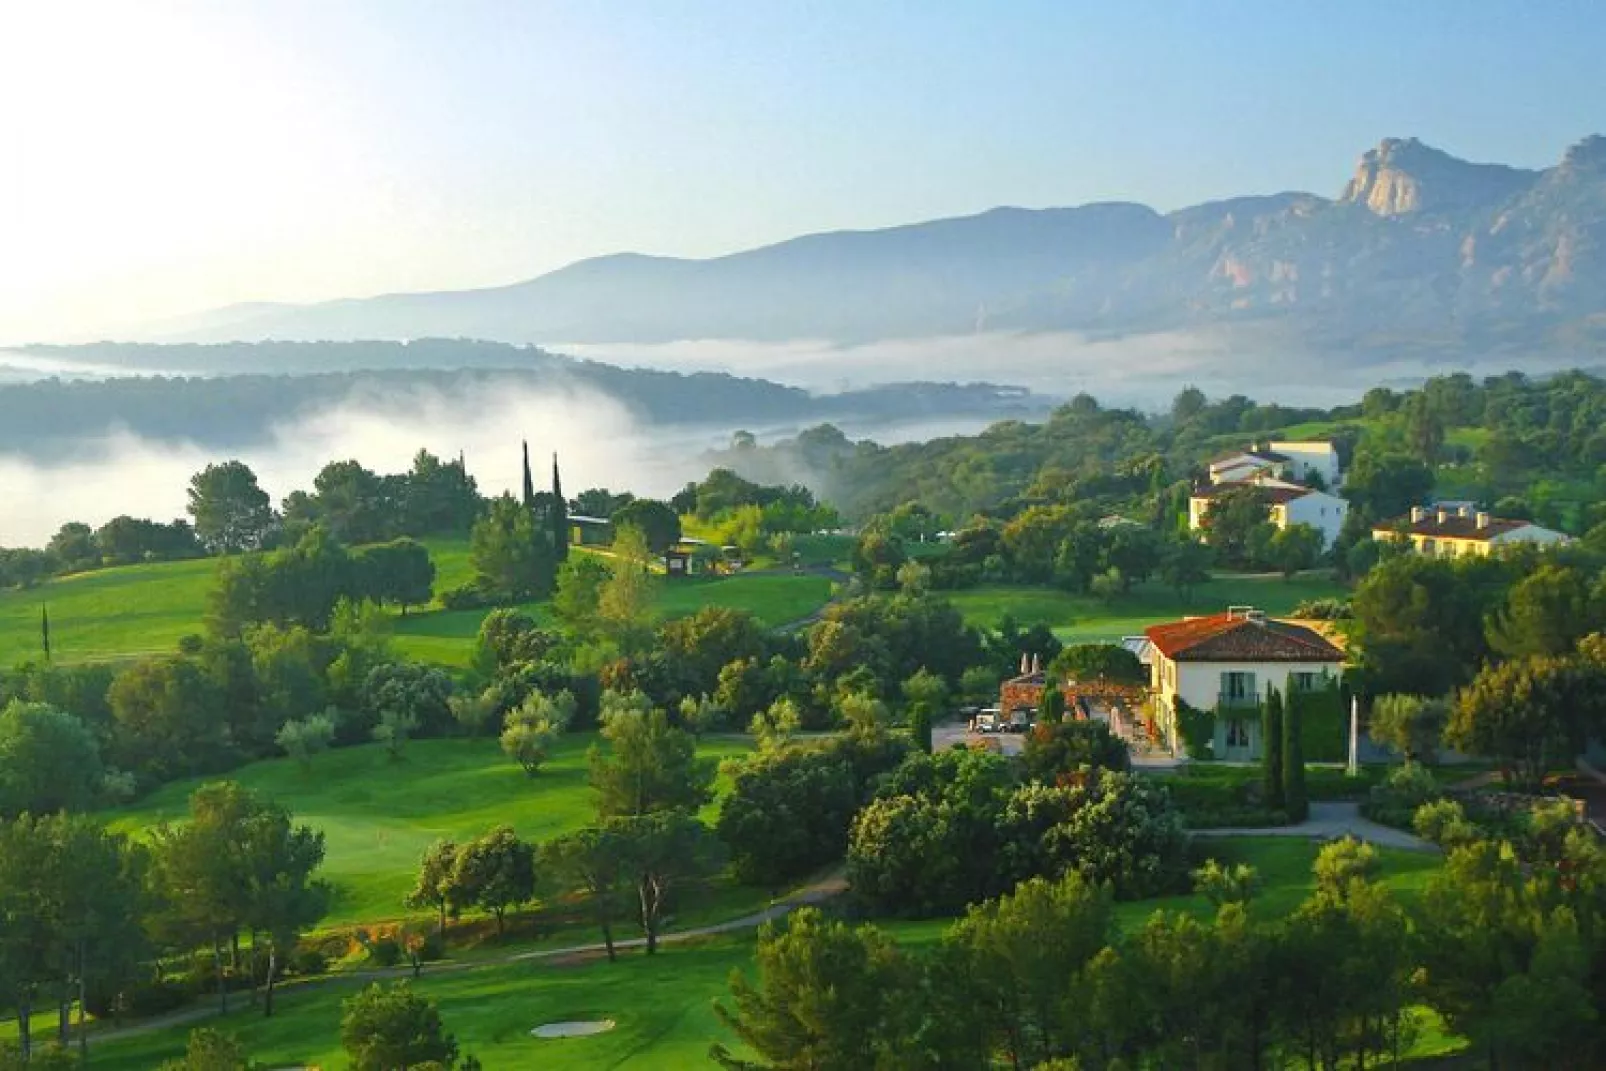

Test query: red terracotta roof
[1144,613,1345,663]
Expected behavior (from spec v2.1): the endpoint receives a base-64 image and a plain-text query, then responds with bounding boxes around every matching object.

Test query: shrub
[418,931,446,963]
[367,937,402,968]
[292,947,330,976]
[1361,762,1443,829]
[1412,798,1480,848]
[117,977,194,1018]
[1175,700,1215,759]
[439,583,493,611]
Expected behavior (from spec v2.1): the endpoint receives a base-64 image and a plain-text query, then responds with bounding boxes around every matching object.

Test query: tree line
[0,782,325,1064]
[717,805,1606,1071]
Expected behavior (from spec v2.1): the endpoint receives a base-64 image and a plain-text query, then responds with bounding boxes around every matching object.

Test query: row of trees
[210,530,435,634]
[720,813,1606,1070]
[866,504,1213,600]
[0,782,325,1063]
[186,452,479,556]
[0,598,447,796]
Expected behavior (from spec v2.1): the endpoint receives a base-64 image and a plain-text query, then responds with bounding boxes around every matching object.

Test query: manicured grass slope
[92,936,756,1070]
[949,573,1348,644]
[0,557,220,667]
[106,734,753,927]
[91,836,1448,1070]
[0,537,832,669]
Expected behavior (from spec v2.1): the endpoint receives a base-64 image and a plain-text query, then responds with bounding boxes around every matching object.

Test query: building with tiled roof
[1206,440,1341,489]
[1372,505,1570,558]
[1188,475,1350,548]
[1144,607,1346,761]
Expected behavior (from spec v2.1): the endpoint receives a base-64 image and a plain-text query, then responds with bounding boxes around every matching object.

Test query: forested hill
[720,370,1606,533]
[0,353,1042,459]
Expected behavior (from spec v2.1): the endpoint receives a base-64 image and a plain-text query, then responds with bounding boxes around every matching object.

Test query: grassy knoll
[0,556,220,667]
[106,734,753,928]
[948,573,1348,644]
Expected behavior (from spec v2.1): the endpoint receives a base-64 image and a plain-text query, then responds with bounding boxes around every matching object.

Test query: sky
[2,0,1604,343]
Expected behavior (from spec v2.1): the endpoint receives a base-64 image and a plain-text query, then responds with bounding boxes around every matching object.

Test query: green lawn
[1,537,833,670]
[0,557,220,667]
[105,734,754,928]
[656,573,833,626]
[88,834,1449,1070]
[89,935,759,1070]
[948,573,1348,644]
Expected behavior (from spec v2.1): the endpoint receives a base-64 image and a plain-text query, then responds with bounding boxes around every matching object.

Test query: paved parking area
[933,720,1025,755]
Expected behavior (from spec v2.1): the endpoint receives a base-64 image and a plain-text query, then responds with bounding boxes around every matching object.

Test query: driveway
[933,721,1025,756]
[1191,800,1434,851]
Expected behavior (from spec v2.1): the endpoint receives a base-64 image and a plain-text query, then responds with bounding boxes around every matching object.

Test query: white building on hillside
[1208,440,1342,489]
[1189,477,1350,548]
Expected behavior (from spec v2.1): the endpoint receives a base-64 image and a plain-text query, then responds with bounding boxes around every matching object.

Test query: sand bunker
[532,1020,616,1039]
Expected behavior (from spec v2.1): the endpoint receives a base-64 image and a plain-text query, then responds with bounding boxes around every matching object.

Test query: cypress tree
[551,453,569,564]
[911,706,933,753]
[1282,686,1308,822]
[1038,681,1067,725]
[520,440,536,510]
[1261,685,1285,810]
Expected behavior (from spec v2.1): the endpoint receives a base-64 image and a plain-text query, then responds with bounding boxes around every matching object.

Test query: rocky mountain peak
[1341,136,1536,217]
[1561,134,1606,172]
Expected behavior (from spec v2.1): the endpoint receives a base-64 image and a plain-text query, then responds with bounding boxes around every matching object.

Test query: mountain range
[148,136,1606,360]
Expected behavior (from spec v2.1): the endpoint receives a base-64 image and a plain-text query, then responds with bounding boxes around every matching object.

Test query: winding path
[85,870,850,1046]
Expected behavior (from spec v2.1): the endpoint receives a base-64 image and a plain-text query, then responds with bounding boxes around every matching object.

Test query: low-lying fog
[564,329,1598,409]
[3,329,1596,547]
[0,377,998,547]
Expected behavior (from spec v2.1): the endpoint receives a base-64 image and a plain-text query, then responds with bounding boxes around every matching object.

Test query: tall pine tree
[1261,685,1285,810]
[1282,686,1308,822]
[552,453,569,564]
[521,440,536,510]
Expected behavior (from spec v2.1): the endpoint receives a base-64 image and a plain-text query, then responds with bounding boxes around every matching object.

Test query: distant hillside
[0,345,1045,458]
[127,136,1606,361]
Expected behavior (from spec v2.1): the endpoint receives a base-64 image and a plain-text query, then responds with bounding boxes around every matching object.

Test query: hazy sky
[2,0,1603,342]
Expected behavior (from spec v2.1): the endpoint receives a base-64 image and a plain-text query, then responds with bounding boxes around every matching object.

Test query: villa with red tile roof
[1145,606,1346,760]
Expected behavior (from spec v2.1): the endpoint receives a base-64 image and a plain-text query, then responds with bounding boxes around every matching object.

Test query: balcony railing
[1216,692,1259,710]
